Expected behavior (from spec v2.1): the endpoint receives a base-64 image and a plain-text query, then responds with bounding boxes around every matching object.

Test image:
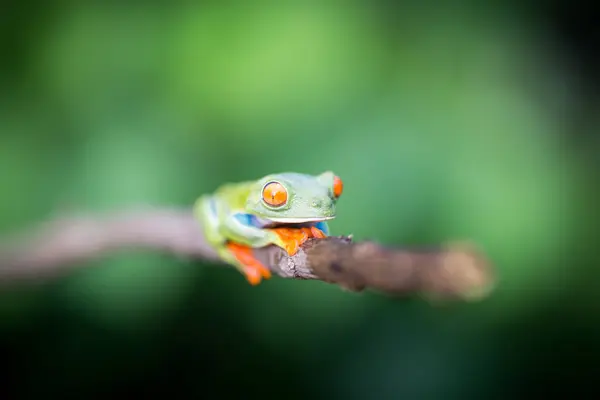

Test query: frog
[194,171,344,285]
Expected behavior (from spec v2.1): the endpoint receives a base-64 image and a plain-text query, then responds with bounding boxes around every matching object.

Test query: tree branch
[0,208,495,300]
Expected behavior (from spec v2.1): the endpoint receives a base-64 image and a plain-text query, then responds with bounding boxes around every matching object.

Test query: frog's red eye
[333,175,343,198]
[262,181,288,207]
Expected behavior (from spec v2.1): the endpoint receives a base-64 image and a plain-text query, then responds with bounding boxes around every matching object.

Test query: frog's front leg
[267,221,330,257]
[218,214,331,285]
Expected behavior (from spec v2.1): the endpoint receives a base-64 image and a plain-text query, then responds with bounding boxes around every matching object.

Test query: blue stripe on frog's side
[233,213,269,228]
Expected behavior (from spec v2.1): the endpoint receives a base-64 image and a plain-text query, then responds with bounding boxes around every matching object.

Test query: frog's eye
[262,181,288,207]
[333,175,343,198]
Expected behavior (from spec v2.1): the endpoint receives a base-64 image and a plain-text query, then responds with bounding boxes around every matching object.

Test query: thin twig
[0,208,495,300]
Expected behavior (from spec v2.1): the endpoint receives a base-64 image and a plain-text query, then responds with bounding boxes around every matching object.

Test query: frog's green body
[194,171,342,285]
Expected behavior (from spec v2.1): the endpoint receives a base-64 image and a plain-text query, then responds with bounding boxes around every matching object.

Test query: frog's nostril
[311,199,322,207]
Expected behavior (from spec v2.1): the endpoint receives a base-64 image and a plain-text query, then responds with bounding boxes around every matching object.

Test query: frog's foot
[269,227,310,256]
[226,242,272,285]
[310,226,327,239]
[270,226,326,256]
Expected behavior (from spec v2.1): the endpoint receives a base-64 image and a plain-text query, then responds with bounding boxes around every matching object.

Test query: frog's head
[245,171,343,224]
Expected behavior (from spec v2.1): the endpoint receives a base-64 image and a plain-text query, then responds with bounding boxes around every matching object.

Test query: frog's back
[213,180,255,211]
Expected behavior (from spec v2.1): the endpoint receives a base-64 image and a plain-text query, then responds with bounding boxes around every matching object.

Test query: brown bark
[0,208,494,300]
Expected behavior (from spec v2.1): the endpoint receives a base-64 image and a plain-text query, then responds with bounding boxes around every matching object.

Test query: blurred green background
[1,1,598,398]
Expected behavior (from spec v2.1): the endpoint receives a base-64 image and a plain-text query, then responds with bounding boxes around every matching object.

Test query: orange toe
[243,266,262,286]
[257,264,271,279]
[284,241,301,256]
[310,226,327,239]
[226,242,272,285]
[243,264,271,285]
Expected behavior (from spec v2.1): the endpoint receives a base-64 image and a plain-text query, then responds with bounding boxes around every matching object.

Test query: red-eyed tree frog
[194,171,344,285]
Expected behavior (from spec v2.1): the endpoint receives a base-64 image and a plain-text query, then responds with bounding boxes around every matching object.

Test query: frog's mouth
[253,215,334,228]
[266,216,335,224]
